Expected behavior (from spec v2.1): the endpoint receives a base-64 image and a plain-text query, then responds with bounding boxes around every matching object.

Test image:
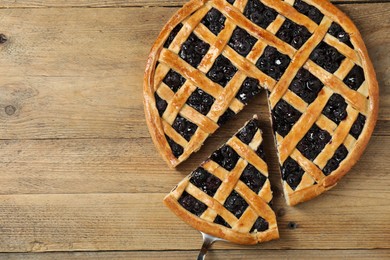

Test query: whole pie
[144,0,378,206]
[164,116,279,244]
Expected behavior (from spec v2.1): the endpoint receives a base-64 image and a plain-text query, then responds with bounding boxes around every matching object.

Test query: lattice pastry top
[144,0,378,205]
[164,116,279,244]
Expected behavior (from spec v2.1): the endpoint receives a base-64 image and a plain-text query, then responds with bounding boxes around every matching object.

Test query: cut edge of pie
[163,115,279,245]
[144,0,379,206]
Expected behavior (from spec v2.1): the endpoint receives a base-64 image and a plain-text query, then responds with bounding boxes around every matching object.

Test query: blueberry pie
[144,0,378,206]
[164,116,279,244]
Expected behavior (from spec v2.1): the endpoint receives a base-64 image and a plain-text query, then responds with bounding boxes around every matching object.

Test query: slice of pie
[145,0,378,206]
[164,116,279,244]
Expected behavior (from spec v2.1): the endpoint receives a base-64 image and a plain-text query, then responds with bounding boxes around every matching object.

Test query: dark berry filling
[293,0,324,24]
[236,77,262,105]
[244,0,278,29]
[250,217,269,232]
[343,65,365,91]
[179,191,207,216]
[201,8,227,36]
[228,27,258,57]
[350,113,366,139]
[240,164,266,194]
[179,33,210,68]
[207,55,238,87]
[323,145,348,175]
[323,94,348,124]
[281,157,304,190]
[328,22,353,48]
[189,167,222,197]
[214,215,231,228]
[172,115,198,141]
[236,119,260,144]
[163,69,186,93]
[166,135,184,158]
[210,145,240,171]
[256,143,266,161]
[289,69,324,104]
[276,19,311,49]
[186,88,215,115]
[256,46,291,80]
[297,125,332,161]
[272,100,302,137]
[310,42,345,73]
[224,190,249,219]
[155,93,167,116]
[164,23,183,48]
[227,0,235,4]
[218,108,236,126]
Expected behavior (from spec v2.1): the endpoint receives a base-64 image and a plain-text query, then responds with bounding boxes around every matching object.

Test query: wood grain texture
[0,4,389,139]
[0,0,388,257]
[0,190,388,252]
[0,0,384,8]
[1,250,389,259]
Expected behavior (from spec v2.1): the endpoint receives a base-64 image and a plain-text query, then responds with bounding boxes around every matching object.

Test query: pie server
[197,232,224,260]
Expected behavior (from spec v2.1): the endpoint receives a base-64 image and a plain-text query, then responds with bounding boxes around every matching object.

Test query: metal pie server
[197,232,224,260]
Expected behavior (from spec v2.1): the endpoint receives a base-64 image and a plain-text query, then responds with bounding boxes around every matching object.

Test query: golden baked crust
[144,0,378,206]
[164,116,279,245]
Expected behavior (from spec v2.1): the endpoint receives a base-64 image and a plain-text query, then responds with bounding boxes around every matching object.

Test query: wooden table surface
[0,0,389,259]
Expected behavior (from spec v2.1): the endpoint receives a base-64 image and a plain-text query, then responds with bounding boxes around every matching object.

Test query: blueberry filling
[218,109,236,126]
[172,115,198,141]
[207,55,238,87]
[244,0,278,29]
[179,33,210,68]
[155,93,168,116]
[236,77,262,105]
[164,23,183,48]
[228,27,258,57]
[250,217,269,232]
[256,143,266,161]
[201,8,227,36]
[256,46,291,80]
[276,19,311,49]
[166,135,184,158]
[163,69,186,93]
[210,145,240,171]
[224,190,249,219]
[293,0,324,24]
[186,88,215,115]
[236,119,260,144]
[323,94,348,124]
[179,191,207,216]
[240,164,266,194]
[281,157,305,190]
[297,125,331,161]
[289,69,324,104]
[214,215,231,228]
[226,0,235,4]
[328,22,353,48]
[343,65,365,91]
[190,167,222,197]
[310,42,345,73]
[323,145,349,175]
[272,100,302,137]
[350,113,366,139]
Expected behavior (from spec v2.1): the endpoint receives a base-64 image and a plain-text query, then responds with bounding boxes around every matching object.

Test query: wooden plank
[0,133,387,194]
[1,250,389,259]
[0,190,388,253]
[0,4,388,139]
[0,0,383,8]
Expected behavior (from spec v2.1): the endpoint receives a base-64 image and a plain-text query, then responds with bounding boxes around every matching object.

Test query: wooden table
[0,0,389,259]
